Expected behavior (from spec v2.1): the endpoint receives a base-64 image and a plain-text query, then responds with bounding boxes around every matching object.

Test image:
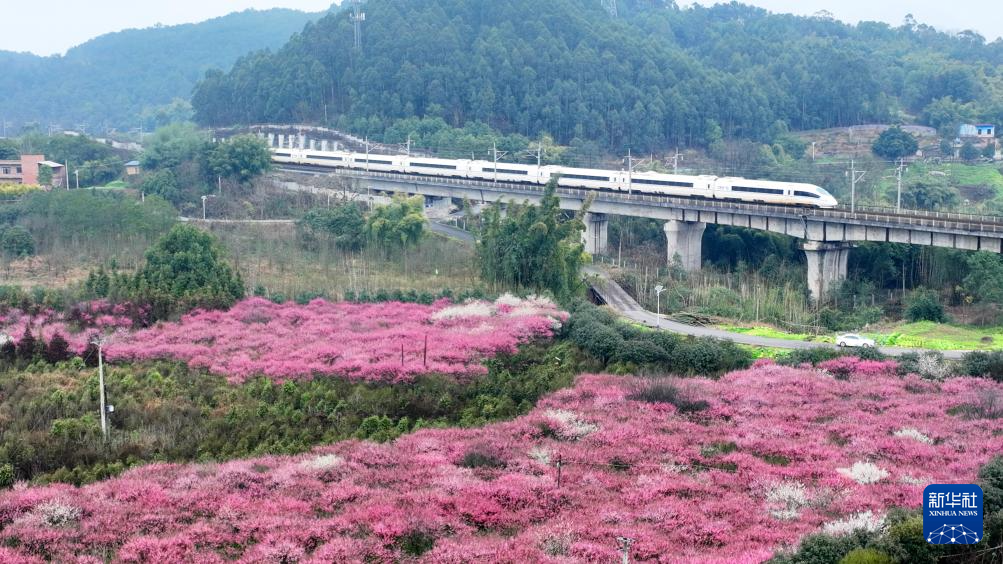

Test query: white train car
[626,172,716,198]
[300,150,352,168]
[467,161,543,184]
[713,178,837,208]
[545,165,621,191]
[347,153,405,173]
[404,157,471,178]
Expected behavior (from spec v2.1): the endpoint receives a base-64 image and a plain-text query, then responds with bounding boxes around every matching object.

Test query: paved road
[584,266,970,359]
[427,220,476,243]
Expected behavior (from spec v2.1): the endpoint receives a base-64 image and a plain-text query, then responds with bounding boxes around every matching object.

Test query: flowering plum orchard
[106,295,567,383]
[2,359,1000,562]
[0,299,143,354]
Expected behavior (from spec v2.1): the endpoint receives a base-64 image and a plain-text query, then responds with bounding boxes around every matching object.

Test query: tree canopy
[193,0,1003,152]
[0,8,325,130]
[871,126,919,160]
[476,179,585,299]
[364,196,426,253]
[135,224,245,315]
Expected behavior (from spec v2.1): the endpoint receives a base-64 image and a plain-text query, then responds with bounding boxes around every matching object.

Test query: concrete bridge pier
[802,241,852,303]
[664,220,705,271]
[581,212,609,255]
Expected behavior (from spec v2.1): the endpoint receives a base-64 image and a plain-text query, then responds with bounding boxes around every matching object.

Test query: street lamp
[654,285,665,329]
[200,194,217,220]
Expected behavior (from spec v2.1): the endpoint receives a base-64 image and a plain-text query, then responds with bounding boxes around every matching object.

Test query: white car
[836,334,875,348]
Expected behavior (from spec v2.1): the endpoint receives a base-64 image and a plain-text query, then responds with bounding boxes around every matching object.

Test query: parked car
[836,334,876,348]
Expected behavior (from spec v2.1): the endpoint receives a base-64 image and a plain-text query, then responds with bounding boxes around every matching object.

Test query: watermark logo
[923,484,983,545]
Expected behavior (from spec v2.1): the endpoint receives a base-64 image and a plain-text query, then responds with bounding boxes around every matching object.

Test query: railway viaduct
[220,126,1003,302]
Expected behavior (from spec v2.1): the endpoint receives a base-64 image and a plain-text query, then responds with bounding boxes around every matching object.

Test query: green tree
[140,123,209,171]
[138,169,181,204]
[364,196,426,253]
[297,205,366,252]
[964,252,1003,305]
[872,126,919,160]
[959,141,980,162]
[0,226,35,258]
[37,164,53,186]
[476,178,585,299]
[205,135,272,184]
[135,224,244,316]
[904,288,946,322]
[898,178,959,210]
[0,140,19,160]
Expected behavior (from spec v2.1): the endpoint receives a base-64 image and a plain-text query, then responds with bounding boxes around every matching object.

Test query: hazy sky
[2,0,1000,57]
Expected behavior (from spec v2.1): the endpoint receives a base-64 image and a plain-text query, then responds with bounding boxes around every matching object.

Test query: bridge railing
[304,167,1003,234]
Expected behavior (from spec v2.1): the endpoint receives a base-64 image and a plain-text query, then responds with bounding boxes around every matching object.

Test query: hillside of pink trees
[2,359,1001,562]
[0,300,146,353]
[106,295,567,383]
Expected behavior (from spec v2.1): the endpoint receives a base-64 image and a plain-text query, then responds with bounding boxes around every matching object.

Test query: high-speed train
[272,148,838,209]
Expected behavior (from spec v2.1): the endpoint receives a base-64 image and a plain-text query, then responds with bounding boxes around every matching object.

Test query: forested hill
[0,8,328,131]
[192,0,1003,152]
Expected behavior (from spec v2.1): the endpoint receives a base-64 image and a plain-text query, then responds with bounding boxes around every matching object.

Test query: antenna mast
[350,0,366,51]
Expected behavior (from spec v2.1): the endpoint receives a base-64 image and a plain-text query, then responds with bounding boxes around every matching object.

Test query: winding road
[584,266,969,359]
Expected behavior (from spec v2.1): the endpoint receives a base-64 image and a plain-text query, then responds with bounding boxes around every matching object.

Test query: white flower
[766,481,811,509]
[494,293,523,307]
[545,409,599,439]
[431,302,493,320]
[770,508,801,521]
[837,461,889,484]
[893,428,934,444]
[899,474,927,486]
[822,511,885,536]
[36,501,81,527]
[528,446,551,465]
[300,454,343,470]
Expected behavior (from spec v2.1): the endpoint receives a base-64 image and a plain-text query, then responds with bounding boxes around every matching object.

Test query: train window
[482,168,529,175]
[359,159,393,165]
[563,173,609,182]
[794,190,820,199]
[274,152,291,157]
[633,178,694,187]
[308,154,343,161]
[732,185,784,195]
[411,162,456,170]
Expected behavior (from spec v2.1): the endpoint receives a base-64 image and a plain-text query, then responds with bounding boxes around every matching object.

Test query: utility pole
[669,148,683,174]
[895,157,906,213]
[492,142,507,183]
[92,337,109,443]
[74,169,79,189]
[811,141,816,161]
[218,175,223,196]
[616,537,634,564]
[201,194,216,220]
[364,138,370,173]
[654,285,665,329]
[536,142,542,167]
[626,149,633,194]
[848,158,866,214]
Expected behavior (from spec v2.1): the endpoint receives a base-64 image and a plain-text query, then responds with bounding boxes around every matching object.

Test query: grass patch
[723,320,1003,351]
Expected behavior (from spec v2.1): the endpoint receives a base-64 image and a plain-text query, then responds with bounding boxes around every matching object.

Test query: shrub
[458,448,506,469]
[570,321,624,364]
[44,332,71,364]
[615,339,669,365]
[16,326,37,361]
[839,548,892,564]
[979,456,1003,515]
[0,462,13,489]
[904,288,946,323]
[779,347,842,366]
[627,381,710,413]
[0,226,35,257]
[960,351,1003,382]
